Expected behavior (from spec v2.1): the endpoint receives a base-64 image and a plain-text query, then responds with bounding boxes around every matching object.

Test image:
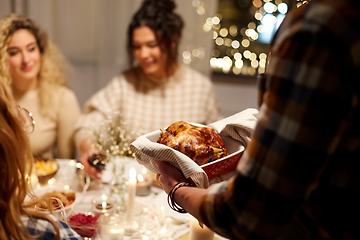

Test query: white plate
[153,191,189,223]
[25,185,78,217]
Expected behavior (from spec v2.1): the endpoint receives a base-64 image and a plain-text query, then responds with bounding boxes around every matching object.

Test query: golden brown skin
[157,121,229,165]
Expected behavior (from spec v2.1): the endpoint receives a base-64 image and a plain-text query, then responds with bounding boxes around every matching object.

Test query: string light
[207,0,307,75]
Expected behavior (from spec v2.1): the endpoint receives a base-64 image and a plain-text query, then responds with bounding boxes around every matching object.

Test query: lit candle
[96,201,113,212]
[126,167,136,223]
[136,168,152,196]
[92,194,115,215]
[189,215,214,240]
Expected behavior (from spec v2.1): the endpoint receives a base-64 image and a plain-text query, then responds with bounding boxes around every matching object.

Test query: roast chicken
[157,121,229,166]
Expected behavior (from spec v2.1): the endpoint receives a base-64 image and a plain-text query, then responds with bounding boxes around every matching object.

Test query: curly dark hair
[127,0,184,75]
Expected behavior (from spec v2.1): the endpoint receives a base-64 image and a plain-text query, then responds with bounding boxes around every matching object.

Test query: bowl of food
[68,212,100,238]
[34,158,59,184]
[143,121,245,180]
[26,186,77,217]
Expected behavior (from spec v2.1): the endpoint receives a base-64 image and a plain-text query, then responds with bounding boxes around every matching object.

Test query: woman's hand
[79,152,102,180]
[79,140,102,180]
[153,159,186,194]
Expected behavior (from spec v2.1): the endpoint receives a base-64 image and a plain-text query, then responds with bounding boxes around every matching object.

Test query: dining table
[33,158,229,240]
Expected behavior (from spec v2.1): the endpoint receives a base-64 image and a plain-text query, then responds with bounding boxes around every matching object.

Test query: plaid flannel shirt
[199,0,360,239]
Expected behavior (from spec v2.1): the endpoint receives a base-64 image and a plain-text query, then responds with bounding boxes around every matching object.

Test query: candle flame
[137,174,144,182]
[102,201,107,207]
[141,168,148,174]
[110,228,124,234]
[129,167,136,179]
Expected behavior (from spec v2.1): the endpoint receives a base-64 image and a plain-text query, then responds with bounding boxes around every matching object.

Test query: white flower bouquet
[88,111,141,169]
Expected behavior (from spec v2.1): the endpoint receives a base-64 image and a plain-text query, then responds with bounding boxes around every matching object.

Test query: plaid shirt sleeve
[199,1,360,239]
[21,215,82,240]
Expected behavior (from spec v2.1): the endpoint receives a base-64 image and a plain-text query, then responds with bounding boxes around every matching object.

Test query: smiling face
[7,29,41,91]
[132,26,168,78]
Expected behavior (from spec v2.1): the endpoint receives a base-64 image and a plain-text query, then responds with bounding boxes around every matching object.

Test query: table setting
[28,109,258,239]
[29,157,228,240]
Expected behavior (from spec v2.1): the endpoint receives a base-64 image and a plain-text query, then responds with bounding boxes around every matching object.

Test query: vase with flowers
[88,111,142,212]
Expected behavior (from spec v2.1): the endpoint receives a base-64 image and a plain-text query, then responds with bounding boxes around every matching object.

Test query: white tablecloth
[35,158,229,240]
[38,159,190,239]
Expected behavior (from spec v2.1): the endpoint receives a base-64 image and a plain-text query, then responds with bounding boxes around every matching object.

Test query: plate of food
[34,158,59,184]
[156,121,244,180]
[136,121,244,181]
[25,186,78,217]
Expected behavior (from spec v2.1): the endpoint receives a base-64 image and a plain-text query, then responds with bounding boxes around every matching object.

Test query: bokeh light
[248,22,256,29]
[243,50,251,59]
[213,31,218,39]
[229,25,238,37]
[182,51,191,59]
[241,39,250,47]
[212,49,220,57]
[252,0,262,8]
[255,12,263,21]
[264,2,276,13]
[278,3,288,14]
[249,52,257,61]
[212,16,220,25]
[231,40,240,49]
[251,59,259,68]
[224,38,232,47]
[220,28,229,37]
[233,67,241,75]
[234,52,242,60]
[235,59,244,68]
[215,37,224,46]
[197,6,205,15]
[209,0,301,75]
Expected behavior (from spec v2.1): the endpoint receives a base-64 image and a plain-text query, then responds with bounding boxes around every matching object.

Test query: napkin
[130,108,259,188]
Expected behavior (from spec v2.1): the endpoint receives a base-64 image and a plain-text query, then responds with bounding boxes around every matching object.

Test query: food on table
[69,213,99,238]
[34,158,59,176]
[31,191,75,211]
[157,121,229,166]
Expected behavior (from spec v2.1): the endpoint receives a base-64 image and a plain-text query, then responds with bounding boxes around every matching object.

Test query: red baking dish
[143,123,245,180]
[201,135,244,180]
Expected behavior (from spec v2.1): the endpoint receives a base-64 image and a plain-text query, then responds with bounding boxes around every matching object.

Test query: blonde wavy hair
[0,80,60,239]
[0,14,69,118]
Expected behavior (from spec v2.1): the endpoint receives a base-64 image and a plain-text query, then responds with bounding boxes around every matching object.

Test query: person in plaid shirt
[155,0,360,239]
[0,80,81,240]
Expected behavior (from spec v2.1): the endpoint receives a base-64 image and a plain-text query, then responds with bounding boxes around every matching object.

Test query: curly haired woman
[74,0,221,179]
[0,14,81,159]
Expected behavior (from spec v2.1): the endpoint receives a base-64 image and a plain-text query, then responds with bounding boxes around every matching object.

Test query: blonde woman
[0,80,81,239]
[0,14,81,159]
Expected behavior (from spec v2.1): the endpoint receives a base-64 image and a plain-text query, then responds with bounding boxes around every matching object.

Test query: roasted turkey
[157,121,229,166]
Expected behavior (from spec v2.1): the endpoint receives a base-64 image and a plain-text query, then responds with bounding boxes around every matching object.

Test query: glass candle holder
[92,194,116,215]
[136,168,152,196]
[98,213,125,240]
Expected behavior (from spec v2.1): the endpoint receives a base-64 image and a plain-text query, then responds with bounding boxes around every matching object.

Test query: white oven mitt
[130,108,258,188]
